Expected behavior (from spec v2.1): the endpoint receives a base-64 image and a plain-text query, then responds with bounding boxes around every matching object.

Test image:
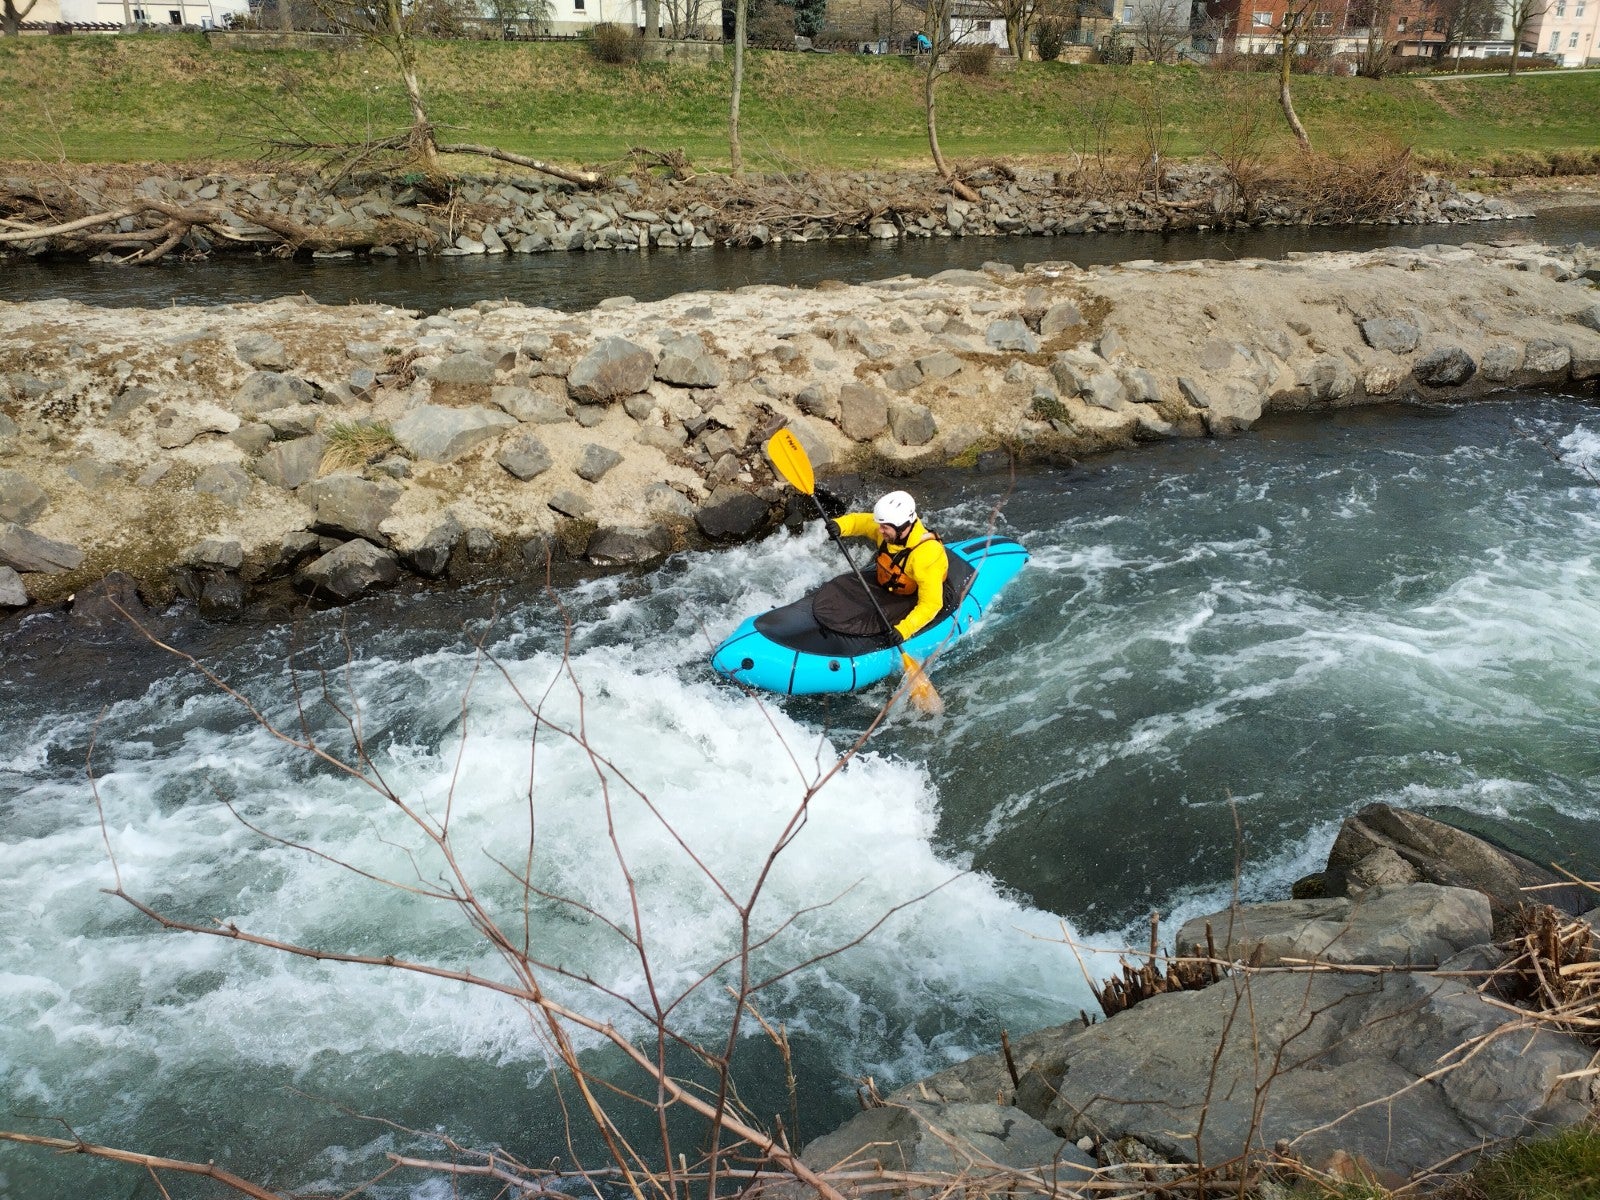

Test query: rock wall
[1,238,1598,616]
[1,164,1527,262]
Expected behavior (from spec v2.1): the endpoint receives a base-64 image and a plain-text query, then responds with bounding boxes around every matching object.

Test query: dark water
[3,207,1598,312]
[4,394,1600,1198]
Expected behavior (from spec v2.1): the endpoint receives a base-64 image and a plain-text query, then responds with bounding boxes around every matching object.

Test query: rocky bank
[799,804,1599,1192]
[1,237,1599,617]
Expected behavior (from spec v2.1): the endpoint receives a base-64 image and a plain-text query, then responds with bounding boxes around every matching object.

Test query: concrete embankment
[0,238,1597,617]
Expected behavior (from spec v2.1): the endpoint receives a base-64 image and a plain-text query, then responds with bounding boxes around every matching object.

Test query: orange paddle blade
[901,653,944,716]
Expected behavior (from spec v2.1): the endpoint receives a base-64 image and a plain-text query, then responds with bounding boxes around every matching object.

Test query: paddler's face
[879,522,906,541]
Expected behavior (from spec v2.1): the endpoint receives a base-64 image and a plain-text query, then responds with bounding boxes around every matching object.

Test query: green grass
[1469,1127,1600,1200]
[3,33,1600,172]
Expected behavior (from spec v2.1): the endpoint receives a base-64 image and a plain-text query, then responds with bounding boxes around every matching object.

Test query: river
[3,218,1600,1197]
[4,392,1600,1197]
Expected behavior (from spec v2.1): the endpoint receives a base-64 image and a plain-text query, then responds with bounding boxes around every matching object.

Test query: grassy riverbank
[3,34,1600,174]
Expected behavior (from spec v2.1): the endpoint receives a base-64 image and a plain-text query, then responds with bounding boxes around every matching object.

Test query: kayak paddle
[765,429,944,716]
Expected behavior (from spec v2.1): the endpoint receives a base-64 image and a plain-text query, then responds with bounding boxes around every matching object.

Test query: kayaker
[824,491,950,644]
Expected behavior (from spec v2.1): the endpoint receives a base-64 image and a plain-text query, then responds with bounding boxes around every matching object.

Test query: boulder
[795,384,838,420]
[64,572,150,634]
[302,474,402,543]
[1320,802,1589,932]
[392,405,516,462]
[1202,382,1263,436]
[889,400,938,447]
[1480,343,1523,383]
[397,518,461,579]
[803,1101,1096,1180]
[1051,352,1124,411]
[234,333,288,369]
[576,444,624,483]
[985,319,1040,353]
[232,371,316,418]
[585,524,673,565]
[1034,966,1593,1180]
[1174,883,1491,969]
[1359,317,1422,354]
[655,334,726,388]
[0,565,27,606]
[915,350,964,382]
[1299,355,1357,405]
[428,351,498,386]
[491,385,569,424]
[882,363,923,393]
[568,336,656,403]
[0,469,47,525]
[548,489,593,520]
[1523,338,1572,376]
[838,383,890,442]
[1040,302,1084,337]
[295,539,401,602]
[193,463,253,506]
[1414,346,1476,387]
[696,487,770,540]
[253,434,327,490]
[185,537,244,572]
[497,433,553,480]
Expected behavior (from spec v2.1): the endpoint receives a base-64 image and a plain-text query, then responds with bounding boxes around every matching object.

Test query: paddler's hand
[887,628,905,646]
[824,518,842,541]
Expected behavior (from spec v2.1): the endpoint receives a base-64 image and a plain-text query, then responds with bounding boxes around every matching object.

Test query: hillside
[3,34,1600,173]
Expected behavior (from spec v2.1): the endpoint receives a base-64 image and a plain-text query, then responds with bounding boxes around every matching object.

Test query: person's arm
[893,540,949,641]
[833,512,880,541]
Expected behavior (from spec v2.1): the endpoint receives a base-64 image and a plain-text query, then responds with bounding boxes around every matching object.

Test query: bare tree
[2,0,38,36]
[483,0,553,37]
[981,0,1043,58]
[919,0,983,202]
[1128,0,1191,61]
[730,0,746,175]
[1272,1,1314,152]
[1434,0,1500,66]
[1500,0,1545,71]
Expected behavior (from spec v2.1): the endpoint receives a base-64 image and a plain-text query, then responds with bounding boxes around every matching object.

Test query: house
[56,0,249,26]
[1523,0,1600,64]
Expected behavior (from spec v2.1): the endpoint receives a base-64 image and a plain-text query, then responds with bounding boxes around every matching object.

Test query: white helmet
[872,490,917,527]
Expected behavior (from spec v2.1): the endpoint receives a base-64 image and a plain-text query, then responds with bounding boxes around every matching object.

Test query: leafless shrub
[952,42,998,75]
[589,20,644,62]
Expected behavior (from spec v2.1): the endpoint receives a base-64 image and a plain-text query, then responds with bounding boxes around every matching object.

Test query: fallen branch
[0,1132,283,1200]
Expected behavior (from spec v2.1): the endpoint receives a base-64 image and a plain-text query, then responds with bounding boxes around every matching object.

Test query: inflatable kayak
[710,535,1029,697]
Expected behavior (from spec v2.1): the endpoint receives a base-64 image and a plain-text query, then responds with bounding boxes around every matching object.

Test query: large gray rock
[985,319,1040,353]
[397,518,460,579]
[1480,342,1523,382]
[1360,317,1422,354]
[0,469,47,525]
[1321,802,1588,932]
[253,434,327,490]
[838,382,889,442]
[1035,967,1593,1180]
[1523,338,1572,375]
[1298,354,1357,405]
[302,474,402,543]
[567,337,656,403]
[1414,346,1477,387]
[193,463,253,505]
[232,371,315,417]
[0,565,27,606]
[803,1101,1096,1180]
[1051,352,1125,411]
[427,351,498,386]
[0,523,83,574]
[1174,883,1491,969]
[696,487,770,540]
[497,433,553,480]
[391,405,516,462]
[654,334,725,388]
[184,537,244,572]
[234,332,288,369]
[490,385,569,424]
[295,538,401,602]
[889,400,937,446]
[1202,382,1264,436]
[1040,302,1083,337]
[576,444,623,482]
[585,524,672,565]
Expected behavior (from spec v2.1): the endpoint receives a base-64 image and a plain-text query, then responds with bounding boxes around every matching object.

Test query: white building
[1524,0,1600,64]
[58,0,250,26]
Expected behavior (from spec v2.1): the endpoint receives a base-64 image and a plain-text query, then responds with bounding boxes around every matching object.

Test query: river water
[4,390,1600,1197]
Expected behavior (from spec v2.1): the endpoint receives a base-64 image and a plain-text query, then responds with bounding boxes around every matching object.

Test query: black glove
[824,518,842,541]
[887,627,904,646]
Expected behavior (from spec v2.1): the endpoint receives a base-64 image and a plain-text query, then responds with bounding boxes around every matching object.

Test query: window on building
[573,0,585,10]
[132,5,145,16]
[974,18,991,28]
[1550,28,1561,46]
[1570,29,1580,43]
[1122,4,1133,19]
[1396,15,1406,29]
[1253,9,1271,23]
[1313,10,1331,24]
[1554,0,1565,14]
[168,8,181,20]
[1578,2,1587,15]
[1431,16,1442,29]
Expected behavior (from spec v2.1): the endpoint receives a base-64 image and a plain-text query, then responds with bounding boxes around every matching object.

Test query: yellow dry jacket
[835,513,950,641]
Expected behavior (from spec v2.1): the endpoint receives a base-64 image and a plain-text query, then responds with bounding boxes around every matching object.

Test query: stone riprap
[0,239,1597,616]
[0,166,1527,263]
[802,810,1599,1191]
